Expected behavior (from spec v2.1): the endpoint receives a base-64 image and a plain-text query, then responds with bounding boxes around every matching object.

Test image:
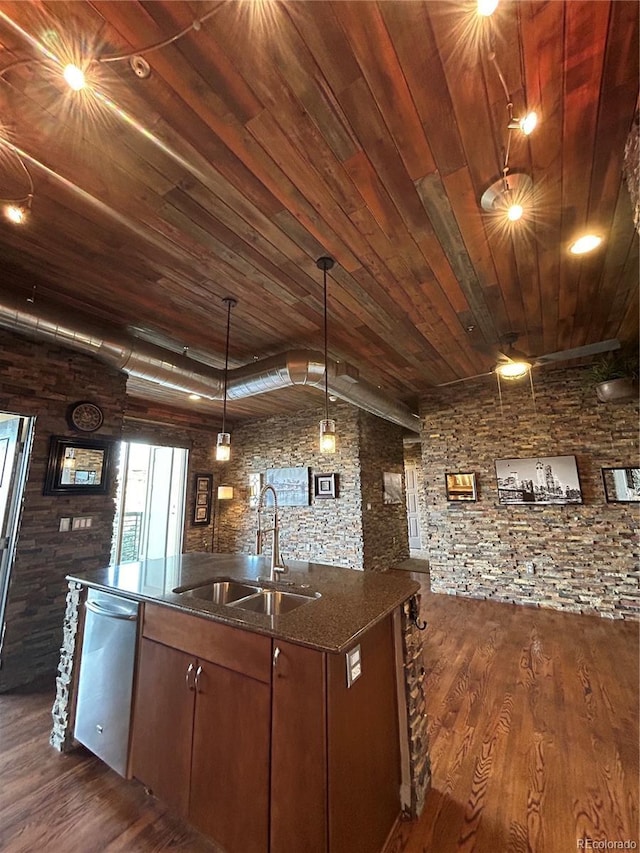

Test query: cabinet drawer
[143,603,271,684]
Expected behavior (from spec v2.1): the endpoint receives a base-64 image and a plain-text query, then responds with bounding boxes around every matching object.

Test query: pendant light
[316,256,336,454]
[216,296,237,462]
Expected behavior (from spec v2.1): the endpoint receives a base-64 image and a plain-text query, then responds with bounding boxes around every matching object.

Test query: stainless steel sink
[229,589,319,616]
[173,580,262,604]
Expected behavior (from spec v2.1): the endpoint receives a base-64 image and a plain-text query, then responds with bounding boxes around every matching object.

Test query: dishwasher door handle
[85,600,138,620]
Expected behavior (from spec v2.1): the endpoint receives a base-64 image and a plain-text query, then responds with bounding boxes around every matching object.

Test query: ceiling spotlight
[480,173,533,222]
[508,111,538,136]
[4,202,29,224]
[477,0,499,15]
[188,393,201,401]
[569,234,603,255]
[63,63,86,91]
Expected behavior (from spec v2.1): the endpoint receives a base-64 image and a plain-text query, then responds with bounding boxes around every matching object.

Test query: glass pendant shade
[215,431,231,461]
[319,418,336,454]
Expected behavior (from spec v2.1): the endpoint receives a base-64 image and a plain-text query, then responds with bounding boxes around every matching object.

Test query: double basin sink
[173,579,321,616]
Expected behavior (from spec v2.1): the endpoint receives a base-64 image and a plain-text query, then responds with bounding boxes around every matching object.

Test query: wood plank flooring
[389,579,639,853]
[0,586,637,853]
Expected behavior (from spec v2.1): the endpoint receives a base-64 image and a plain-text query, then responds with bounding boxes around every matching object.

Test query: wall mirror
[602,467,640,503]
[43,436,115,496]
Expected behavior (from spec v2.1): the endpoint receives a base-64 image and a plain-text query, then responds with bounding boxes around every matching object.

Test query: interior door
[0,414,35,661]
[405,463,422,551]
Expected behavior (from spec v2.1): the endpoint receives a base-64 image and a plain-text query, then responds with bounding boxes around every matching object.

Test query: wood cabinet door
[130,638,196,817]
[270,641,328,853]
[189,660,271,853]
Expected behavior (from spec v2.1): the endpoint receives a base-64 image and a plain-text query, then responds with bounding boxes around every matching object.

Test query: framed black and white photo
[314,473,338,499]
[192,472,212,525]
[383,472,403,505]
[445,472,477,502]
[602,467,640,503]
[43,436,115,496]
[495,455,583,505]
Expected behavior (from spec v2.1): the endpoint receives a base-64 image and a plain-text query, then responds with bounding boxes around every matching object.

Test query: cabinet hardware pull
[273,646,280,668]
[195,664,203,693]
[186,662,195,691]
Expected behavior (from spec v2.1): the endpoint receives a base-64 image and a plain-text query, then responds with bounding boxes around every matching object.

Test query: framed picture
[602,467,640,503]
[383,471,403,505]
[445,472,477,502]
[0,436,8,486]
[193,472,212,525]
[314,473,338,499]
[495,455,583,505]
[249,472,263,508]
[43,436,115,496]
[264,467,309,507]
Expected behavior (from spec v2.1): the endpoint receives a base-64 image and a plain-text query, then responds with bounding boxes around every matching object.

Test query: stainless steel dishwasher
[74,588,139,776]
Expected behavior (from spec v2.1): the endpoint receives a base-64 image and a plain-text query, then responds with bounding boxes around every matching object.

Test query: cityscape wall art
[495,455,583,505]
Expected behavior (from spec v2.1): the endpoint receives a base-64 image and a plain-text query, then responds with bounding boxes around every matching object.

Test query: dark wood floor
[0,585,637,853]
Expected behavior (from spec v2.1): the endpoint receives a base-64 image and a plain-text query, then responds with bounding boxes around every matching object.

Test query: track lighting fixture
[480,51,537,225]
[316,256,336,454]
[216,297,237,463]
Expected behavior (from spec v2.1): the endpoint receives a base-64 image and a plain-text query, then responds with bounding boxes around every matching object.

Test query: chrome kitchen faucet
[256,484,288,581]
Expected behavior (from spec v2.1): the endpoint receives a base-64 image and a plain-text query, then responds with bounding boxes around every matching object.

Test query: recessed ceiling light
[569,234,603,255]
[188,393,201,401]
[4,203,28,224]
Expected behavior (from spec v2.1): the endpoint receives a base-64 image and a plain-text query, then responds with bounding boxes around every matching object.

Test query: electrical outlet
[525,561,535,575]
[59,517,71,532]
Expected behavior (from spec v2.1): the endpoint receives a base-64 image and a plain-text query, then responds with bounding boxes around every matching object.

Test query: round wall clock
[68,401,104,433]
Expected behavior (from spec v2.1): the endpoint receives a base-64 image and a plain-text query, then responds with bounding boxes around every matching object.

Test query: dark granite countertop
[67,553,419,654]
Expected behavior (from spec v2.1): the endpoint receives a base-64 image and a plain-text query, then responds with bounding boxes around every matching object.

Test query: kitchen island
[51,554,427,853]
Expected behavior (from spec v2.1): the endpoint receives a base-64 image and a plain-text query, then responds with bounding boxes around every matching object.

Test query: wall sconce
[216,296,237,462]
[217,485,234,501]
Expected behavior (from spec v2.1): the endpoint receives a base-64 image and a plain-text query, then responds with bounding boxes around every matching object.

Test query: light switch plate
[346,644,362,688]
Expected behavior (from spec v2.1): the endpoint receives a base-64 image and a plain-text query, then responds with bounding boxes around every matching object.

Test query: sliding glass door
[111,442,188,565]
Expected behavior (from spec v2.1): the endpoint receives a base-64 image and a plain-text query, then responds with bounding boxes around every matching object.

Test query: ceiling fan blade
[534,339,620,365]
[436,371,494,387]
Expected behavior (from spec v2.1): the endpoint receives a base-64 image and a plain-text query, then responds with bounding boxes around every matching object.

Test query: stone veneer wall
[216,402,366,567]
[0,329,126,691]
[400,596,431,816]
[216,403,410,570]
[420,365,639,619]
[359,412,410,571]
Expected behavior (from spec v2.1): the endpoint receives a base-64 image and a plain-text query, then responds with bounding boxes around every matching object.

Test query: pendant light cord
[221,297,236,435]
[323,265,329,421]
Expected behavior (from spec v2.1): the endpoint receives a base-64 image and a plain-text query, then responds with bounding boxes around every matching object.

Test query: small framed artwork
[43,436,115,496]
[383,472,403,505]
[445,472,477,502]
[495,455,583,505]
[314,473,338,499]
[193,472,213,525]
[265,467,310,507]
[249,472,263,508]
[602,467,640,503]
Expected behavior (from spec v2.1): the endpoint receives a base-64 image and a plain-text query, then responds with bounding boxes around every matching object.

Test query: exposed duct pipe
[0,295,420,432]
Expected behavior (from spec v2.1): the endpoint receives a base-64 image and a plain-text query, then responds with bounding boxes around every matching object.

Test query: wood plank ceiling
[0,0,637,421]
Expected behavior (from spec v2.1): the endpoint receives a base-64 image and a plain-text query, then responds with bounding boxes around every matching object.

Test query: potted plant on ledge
[589,349,639,402]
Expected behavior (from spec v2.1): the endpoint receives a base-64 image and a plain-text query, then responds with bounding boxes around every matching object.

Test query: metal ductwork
[0,295,420,432]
